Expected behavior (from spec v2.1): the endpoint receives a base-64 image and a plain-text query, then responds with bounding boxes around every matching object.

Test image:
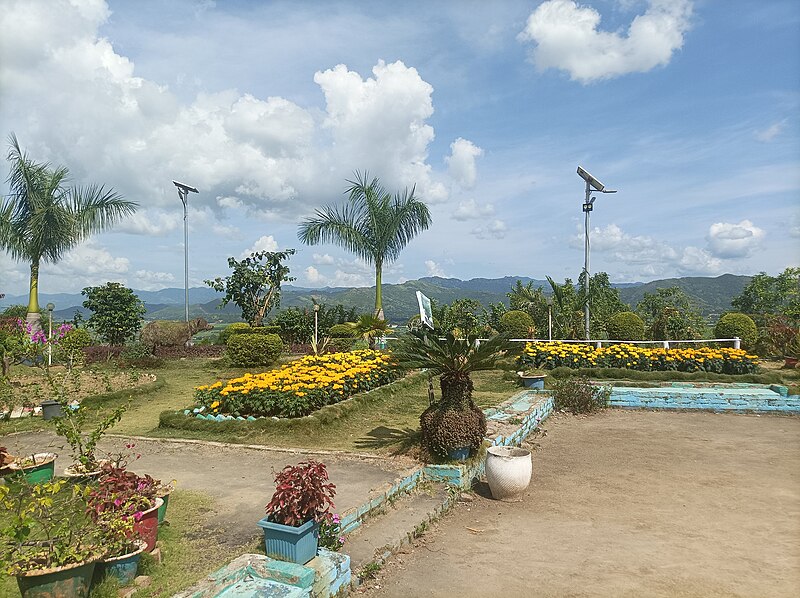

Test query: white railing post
[663,341,670,350]
[733,337,740,350]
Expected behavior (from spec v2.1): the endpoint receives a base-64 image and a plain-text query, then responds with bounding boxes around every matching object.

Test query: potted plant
[92,509,148,586]
[48,389,128,478]
[154,478,177,526]
[87,462,163,553]
[0,479,103,598]
[257,460,337,564]
[394,330,510,461]
[2,451,58,485]
[516,369,547,390]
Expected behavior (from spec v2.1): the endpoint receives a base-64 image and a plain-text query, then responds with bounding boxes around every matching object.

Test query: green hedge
[606,311,646,341]
[225,333,283,367]
[714,313,757,350]
[499,310,534,338]
[545,366,784,384]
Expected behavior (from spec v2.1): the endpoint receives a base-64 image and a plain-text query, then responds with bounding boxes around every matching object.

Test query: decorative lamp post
[173,181,199,323]
[46,303,55,367]
[576,166,617,341]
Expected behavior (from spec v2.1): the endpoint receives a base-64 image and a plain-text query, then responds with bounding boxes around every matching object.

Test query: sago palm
[298,172,431,320]
[0,134,136,329]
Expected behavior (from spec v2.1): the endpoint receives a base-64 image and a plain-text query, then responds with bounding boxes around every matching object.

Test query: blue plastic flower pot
[521,375,545,390]
[257,517,319,565]
[95,541,146,587]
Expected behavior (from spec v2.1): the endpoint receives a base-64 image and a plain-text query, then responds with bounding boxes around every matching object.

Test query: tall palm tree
[298,172,431,320]
[0,134,137,331]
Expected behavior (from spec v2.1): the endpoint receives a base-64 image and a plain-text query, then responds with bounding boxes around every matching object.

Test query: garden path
[357,410,800,597]
[2,431,414,546]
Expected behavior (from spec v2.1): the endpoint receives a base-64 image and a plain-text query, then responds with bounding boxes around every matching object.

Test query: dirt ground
[359,410,800,598]
[2,431,413,546]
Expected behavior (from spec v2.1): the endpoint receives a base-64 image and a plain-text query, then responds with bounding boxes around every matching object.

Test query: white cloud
[304,266,325,285]
[29,241,132,292]
[0,2,452,223]
[445,138,483,188]
[117,210,182,236]
[472,219,507,240]
[134,269,176,290]
[425,260,447,277]
[240,235,279,257]
[790,216,800,239]
[706,220,764,258]
[518,0,693,83]
[755,120,787,142]
[312,253,335,265]
[574,223,723,276]
[452,199,495,221]
[212,223,239,236]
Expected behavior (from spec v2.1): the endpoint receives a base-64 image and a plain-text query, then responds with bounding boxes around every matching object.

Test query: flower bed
[519,342,758,375]
[194,350,400,418]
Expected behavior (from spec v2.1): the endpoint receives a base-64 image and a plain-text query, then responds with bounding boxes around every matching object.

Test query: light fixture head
[173,180,198,194]
[576,166,605,192]
[46,303,55,312]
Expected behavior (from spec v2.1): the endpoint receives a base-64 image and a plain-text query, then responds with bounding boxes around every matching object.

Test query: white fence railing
[378,336,742,350]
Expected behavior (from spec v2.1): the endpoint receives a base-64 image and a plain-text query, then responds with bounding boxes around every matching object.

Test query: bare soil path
[358,410,800,598]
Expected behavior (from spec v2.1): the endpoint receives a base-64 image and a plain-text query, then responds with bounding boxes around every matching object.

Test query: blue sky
[1,0,798,296]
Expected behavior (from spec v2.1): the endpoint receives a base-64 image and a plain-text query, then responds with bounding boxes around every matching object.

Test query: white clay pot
[485,446,532,501]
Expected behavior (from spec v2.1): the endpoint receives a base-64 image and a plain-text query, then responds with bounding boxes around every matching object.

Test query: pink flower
[133,511,144,522]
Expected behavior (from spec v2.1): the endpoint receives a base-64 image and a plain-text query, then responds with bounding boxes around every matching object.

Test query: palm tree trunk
[26,259,42,334]
[374,263,384,320]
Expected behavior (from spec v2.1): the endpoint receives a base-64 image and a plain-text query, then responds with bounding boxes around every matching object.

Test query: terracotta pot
[133,497,163,552]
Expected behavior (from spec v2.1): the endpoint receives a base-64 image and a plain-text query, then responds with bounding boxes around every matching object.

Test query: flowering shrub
[265,460,336,527]
[195,349,400,418]
[318,513,345,551]
[519,342,759,374]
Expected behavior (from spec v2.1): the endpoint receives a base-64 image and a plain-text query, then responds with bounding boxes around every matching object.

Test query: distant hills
[0,274,751,324]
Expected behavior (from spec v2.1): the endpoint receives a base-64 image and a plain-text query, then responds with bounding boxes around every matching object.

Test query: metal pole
[181,189,189,323]
[548,305,552,342]
[47,309,53,367]
[314,310,318,346]
[583,180,591,341]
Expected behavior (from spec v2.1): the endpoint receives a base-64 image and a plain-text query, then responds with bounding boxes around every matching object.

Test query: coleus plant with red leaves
[264,460,336,527]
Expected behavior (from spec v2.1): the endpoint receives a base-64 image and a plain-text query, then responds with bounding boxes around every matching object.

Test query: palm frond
[393,330,510,376]
[69,184,137,237]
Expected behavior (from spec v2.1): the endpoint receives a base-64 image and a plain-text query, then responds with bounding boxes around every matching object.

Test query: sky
[1,0,798,297]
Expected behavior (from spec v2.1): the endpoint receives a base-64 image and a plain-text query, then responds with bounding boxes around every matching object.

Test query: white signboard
[416,291,434,330]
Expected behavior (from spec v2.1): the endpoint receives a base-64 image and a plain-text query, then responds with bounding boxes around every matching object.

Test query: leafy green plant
[0,479,103,575]
[218,322,252,345]
[348,314,389,350]
[47,372,129,471]
[551,376,610,414]
[318,513,344,551]
[82,282,146,345]
[55,326,92,370]
[120,341,164,369]
[358,562,382,581]
[499,310,535,339]
[205,250,296,327]
[225,333,283,367]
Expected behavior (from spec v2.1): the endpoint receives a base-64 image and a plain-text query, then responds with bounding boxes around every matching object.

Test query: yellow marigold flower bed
[519,342,758,374]
[194,350,400,418]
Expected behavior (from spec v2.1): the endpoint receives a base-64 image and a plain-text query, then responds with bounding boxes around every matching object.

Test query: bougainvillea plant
[264,460,336,527]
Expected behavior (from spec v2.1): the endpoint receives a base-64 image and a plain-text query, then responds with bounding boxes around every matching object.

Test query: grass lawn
[1,358,521,454]
[0,489,250,598]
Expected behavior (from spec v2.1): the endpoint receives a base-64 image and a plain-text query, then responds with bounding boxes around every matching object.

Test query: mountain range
[0,274,751,324]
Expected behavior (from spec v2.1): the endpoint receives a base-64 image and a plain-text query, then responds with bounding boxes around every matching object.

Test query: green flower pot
[157,493,170,525]
[16,560,97,598]
[5,453,57,485]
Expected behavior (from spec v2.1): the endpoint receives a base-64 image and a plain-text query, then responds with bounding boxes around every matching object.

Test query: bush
[714,312,757,350]
[120,342,164,369]
[250,326,282,336]
[499,310,535,339]
[419,405,487,458]
[225,333,283,367]
[552,376,610,414]
[327,323,357,352]
[82,345,125,364]
[54,328,92,368]
[218,323,251,345]
[606,311,646,341]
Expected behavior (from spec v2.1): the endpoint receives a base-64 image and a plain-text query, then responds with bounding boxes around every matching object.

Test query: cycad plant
[348,314,390,350]
[394,330,510,458]
[298,172,431,320]
[0,134,136,332]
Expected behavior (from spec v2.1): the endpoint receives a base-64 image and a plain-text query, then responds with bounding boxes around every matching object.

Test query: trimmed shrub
[552,376,610,414]
[714,312,758,350]
[218,322,251,345]
[419,405,487,459]
[250,325,282,335]
[327,323,357,352]
[154,345,225,358]
[499,310,535,339]
[606,311,646,341]
[55,328,92,367]
[225,333,283,367]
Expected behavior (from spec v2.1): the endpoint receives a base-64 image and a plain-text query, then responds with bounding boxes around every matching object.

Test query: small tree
[636,287,706,340]
[81,282,145,345]
[206,250,296,327]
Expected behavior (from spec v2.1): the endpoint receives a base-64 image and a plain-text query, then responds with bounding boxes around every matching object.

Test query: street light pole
[577,167,617,341]
[546,296,553,342]
[173,181,199,323]
[314,303,320,346]
[46,303,54,367]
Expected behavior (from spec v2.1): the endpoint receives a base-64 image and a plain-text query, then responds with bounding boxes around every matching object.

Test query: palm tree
[0,134,137,331]
[298,172,431,320]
